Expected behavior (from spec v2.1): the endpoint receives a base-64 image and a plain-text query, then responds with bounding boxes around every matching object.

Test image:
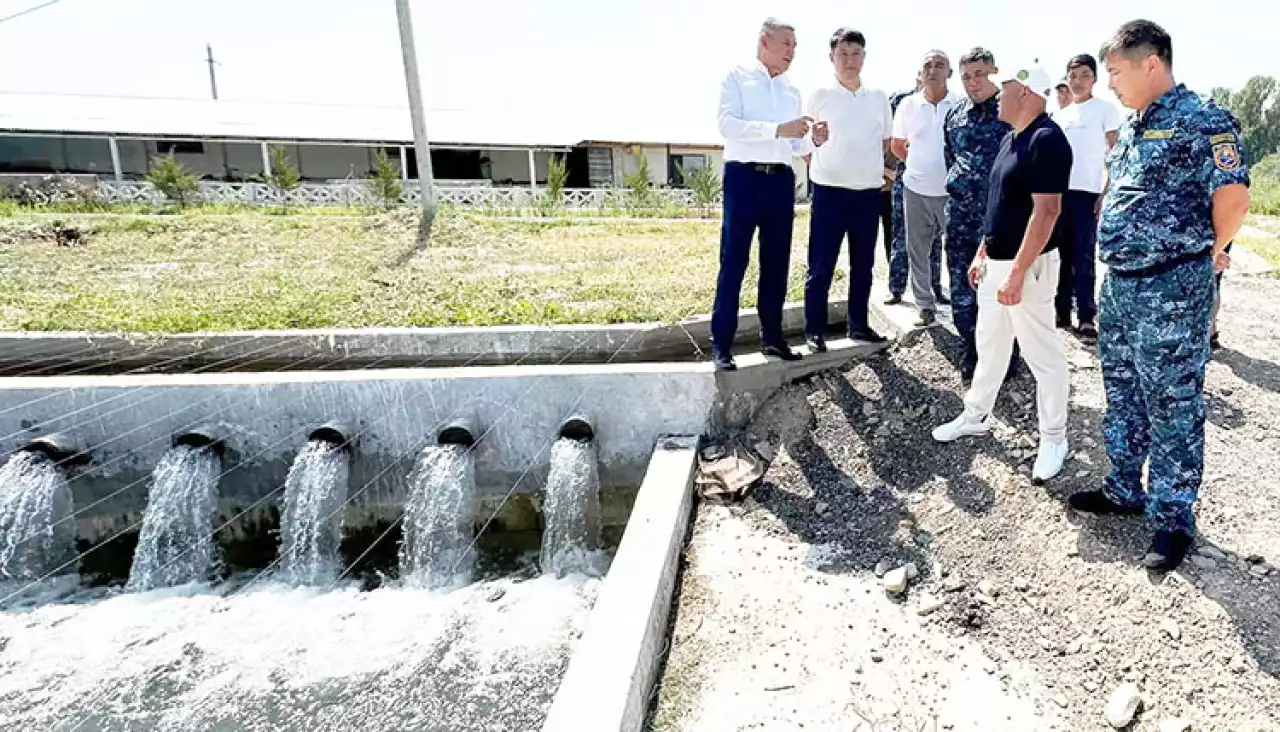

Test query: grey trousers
[904,186,948,312]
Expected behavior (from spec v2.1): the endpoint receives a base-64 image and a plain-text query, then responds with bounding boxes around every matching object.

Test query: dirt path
[650,273,1280,731]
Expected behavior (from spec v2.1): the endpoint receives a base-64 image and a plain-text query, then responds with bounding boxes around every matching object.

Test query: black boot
[1067,490,1144,516]
[1142,530,1195,572]
[805,335,828,353]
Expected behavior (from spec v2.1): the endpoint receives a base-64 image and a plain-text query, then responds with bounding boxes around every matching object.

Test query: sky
[0,0,1276,144]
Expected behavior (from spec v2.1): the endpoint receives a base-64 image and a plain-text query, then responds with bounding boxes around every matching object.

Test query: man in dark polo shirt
[932,63,1072,484]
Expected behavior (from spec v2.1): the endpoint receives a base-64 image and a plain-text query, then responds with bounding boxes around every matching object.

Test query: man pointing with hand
[711,17,813,371]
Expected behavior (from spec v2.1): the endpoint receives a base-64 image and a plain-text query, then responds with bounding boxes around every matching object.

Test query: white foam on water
[127,444,223,592]
[0,451,76,581]
[0,574,601,731]
[276,440,351,586]
[541,438,605,578]
[400,444,476,590]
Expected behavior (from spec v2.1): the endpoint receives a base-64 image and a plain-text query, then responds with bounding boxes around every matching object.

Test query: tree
[266,145,301,208]
[368,149,404,209]
[623,153,656,211]
[538,154,568,216]
[1211,75,1280,165]
[146,154,200,208]
[678,163,721,217]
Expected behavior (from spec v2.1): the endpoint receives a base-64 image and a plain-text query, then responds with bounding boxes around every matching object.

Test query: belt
[1109,248,1211,279]
[729,161,791,175]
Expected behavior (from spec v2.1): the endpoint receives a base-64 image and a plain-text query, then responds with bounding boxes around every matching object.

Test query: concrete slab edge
[541,434,699,732]
[0,300,849,373]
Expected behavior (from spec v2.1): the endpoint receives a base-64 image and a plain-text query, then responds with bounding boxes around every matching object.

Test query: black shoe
[935,292,951,306]
[1142,530,1195,572]
[761,344,802,361]
[914,310,936,328]
[1067,490,1144,516]
[1056,315,1072,330]
[1076,321,1098,339]
[960,356,977,384]
[712,353,737,371]
[848,328,888,344]
[884,293,904,305]
[806,335,828,353]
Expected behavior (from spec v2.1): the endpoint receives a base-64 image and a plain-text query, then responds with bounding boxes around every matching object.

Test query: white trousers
[963,250,1070,441]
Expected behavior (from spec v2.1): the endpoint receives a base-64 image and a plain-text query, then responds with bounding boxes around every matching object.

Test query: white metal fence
[96,180,719,211]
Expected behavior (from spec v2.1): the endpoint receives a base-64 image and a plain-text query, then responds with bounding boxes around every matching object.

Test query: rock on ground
[651,274,1280,732]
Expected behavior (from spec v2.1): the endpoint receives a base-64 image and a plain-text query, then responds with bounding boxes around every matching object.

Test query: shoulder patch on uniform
[1142,129,1175,140]
[1209,133,1237,145]
[1213,142,1241,171]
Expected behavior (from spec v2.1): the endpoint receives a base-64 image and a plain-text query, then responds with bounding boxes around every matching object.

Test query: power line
[0,0,60,26]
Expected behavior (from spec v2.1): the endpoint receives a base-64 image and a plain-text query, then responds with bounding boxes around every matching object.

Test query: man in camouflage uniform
[944,48,1011,380]
[886,80,946,307]
[1068,20,1251,571]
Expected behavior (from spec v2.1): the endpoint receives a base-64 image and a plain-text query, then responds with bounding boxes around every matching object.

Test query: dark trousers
[1055,190,1101,324]
[805,184,882,336]
[880,189,894,266]
[711,162,795,355]
[944,201,983,363]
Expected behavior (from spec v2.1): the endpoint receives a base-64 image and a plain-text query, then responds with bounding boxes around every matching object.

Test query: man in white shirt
[712,17,814,371]
[1051,53,1121,338]
[892,51,959,327]
[1055,80,1073,111]
[802,28,892,351]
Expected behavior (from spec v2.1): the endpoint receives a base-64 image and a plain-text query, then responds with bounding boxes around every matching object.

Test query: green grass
[1237,231,1280,269]
[1251,178,1280,217]
[0,209,826,333]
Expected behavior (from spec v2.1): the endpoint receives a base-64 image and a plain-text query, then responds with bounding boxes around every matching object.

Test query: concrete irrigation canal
[0,302,889,730]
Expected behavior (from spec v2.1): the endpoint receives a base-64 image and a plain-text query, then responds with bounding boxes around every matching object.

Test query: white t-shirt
[1052,97,1123,193]
[806,82,893,191]
[891,91,958,197]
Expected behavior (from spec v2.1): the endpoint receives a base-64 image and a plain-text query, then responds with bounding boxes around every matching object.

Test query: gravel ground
[651,272,1280,731]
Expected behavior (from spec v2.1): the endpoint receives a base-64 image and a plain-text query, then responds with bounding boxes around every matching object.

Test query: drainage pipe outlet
[173,424,228,458]
[558,414,595,443]
[308,421,357,451]
[436,417,477,448]
[20,432,91,466]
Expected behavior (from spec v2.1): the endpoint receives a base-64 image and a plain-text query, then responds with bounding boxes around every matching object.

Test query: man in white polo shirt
[802,28,892,351]
[892,50,959,327]
[1051,53,1121,338]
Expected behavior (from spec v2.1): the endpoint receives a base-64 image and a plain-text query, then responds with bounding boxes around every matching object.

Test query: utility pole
[395,0,437,243]
[206,43,219,100]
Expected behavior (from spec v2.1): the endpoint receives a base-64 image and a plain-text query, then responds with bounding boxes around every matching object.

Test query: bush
[537,155,568,216]
[266,145,301,208]
[146,154,200,208]
[10,175,105,210]
[678,163,721,217]
[368,149,403,209]
[623,154,657,212]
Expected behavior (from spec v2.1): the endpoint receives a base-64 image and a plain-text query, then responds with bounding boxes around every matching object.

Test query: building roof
[0,92,722,150]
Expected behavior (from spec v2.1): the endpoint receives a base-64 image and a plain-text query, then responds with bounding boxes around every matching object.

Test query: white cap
[1000,64,1053,100]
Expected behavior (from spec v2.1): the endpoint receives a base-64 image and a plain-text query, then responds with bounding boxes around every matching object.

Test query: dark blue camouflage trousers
[944,200,982,361]
[1099,255,1214,533]
[890,176,942,297]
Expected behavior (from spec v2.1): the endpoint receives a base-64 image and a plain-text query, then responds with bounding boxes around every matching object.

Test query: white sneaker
[932,412,991,442]
[1032,439,1069,483]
